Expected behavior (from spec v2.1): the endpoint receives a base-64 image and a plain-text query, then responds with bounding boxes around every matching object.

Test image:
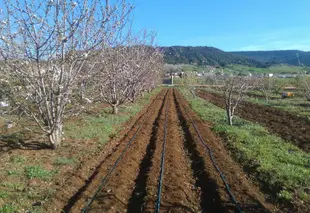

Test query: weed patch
[24,166,54,180]
[0,191,9,199]
[53,157,78,166]
[0,204,17,213]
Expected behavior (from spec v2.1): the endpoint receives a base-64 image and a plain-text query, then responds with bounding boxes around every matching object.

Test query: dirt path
[60,88,282,213]
[197,90,310,152]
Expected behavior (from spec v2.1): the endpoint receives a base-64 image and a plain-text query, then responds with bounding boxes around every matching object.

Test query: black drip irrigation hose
[154,93,169,213]
[81,91,168,213]
[177,92,243,213]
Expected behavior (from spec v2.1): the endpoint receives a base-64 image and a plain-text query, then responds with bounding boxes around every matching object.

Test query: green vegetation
[0,88,161,212]
[64,88,161,145]
[162,46,310,68]
[0,191,9,199]
[24,166,54,180]
[248,96,310,118]
[53,157,78,166]
[1,182,24,192]
[6,169,21,176]
[226,64,303,74]
[180,88,310,203]
[9,156,26,164]
[0,204,17,213]
[165,64,305,81]
[162,46,264,67]
[231,50,310,67]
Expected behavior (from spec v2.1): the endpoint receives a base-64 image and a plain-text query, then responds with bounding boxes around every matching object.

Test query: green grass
[53,157,78,166]
[0,204,17,213]
[64,88,162,145]
[180,88,310,204]
[6,169,21,176]
[201,87,310,118]
[9,156,26,164]
[0,191,9,199]
[0,88,162,213]
[226,64,304,74]
[170,64,306,75]
[1,182,25,192]
[24,166,54,180]
[248,96,310,118]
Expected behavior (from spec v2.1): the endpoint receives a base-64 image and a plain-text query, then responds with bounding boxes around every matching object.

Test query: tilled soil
[197,90,310,152]
[62,89,169,212]
[61,88,282,213]
[142,89,201,213]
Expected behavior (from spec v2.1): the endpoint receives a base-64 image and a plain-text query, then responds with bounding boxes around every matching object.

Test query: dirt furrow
[142,89,201,213]
[61,88,284,213]
[157,89,201,212]
[126,89,168,213]
[142,89,170,212]
[63,89,168,212]
[197,90,310,152]
[175,89,280,213]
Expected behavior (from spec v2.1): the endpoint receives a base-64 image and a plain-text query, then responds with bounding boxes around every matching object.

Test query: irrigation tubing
[154,92,169,213]
[176,90,243,213]
[81,90,168,213]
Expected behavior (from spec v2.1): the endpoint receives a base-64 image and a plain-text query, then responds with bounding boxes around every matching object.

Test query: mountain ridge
[230,50,310,66]
[161,46,310,67]
[161,46,266,67]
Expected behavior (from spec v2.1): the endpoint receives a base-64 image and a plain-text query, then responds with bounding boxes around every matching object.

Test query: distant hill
[161,46,266,67]
[230,50,310,67]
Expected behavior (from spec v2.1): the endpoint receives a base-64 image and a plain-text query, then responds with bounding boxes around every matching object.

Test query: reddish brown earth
[49,88,285,213]
[38,89,168,212]
[197,90,310,152]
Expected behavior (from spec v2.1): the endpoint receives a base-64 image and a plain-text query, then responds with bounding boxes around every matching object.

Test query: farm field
[2,1,310,213]
[247,95,310,118]
[0,89,161,212]
[225,64,306,74]
[0,88,309,212]
[166,64,306,75]
[201,87,310,118]
[182,89,310,213]
[197,89,310,152]
[57,88,279,213]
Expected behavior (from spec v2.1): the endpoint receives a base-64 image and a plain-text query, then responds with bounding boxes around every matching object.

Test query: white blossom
[71,2,78,8]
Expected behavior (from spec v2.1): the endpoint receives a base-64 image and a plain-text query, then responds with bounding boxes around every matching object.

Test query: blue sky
[133,0,310,51]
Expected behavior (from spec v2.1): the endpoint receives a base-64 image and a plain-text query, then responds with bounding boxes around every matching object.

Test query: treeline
[231,50,310,67]
[161,46,266,67]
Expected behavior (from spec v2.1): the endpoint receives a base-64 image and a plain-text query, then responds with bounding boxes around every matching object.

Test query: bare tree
[0,0,133,148]
[183,71,198,97]
[217,75,252,126]
[298,75,310,101]
[94,32,163,114]
[257,77,273,103]
[296,54,310,101]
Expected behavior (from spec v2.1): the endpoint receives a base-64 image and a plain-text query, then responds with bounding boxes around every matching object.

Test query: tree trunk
[265,96,269,103]
[227,108,233,126]
[112,105,119,114]
[48,123,63,149]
